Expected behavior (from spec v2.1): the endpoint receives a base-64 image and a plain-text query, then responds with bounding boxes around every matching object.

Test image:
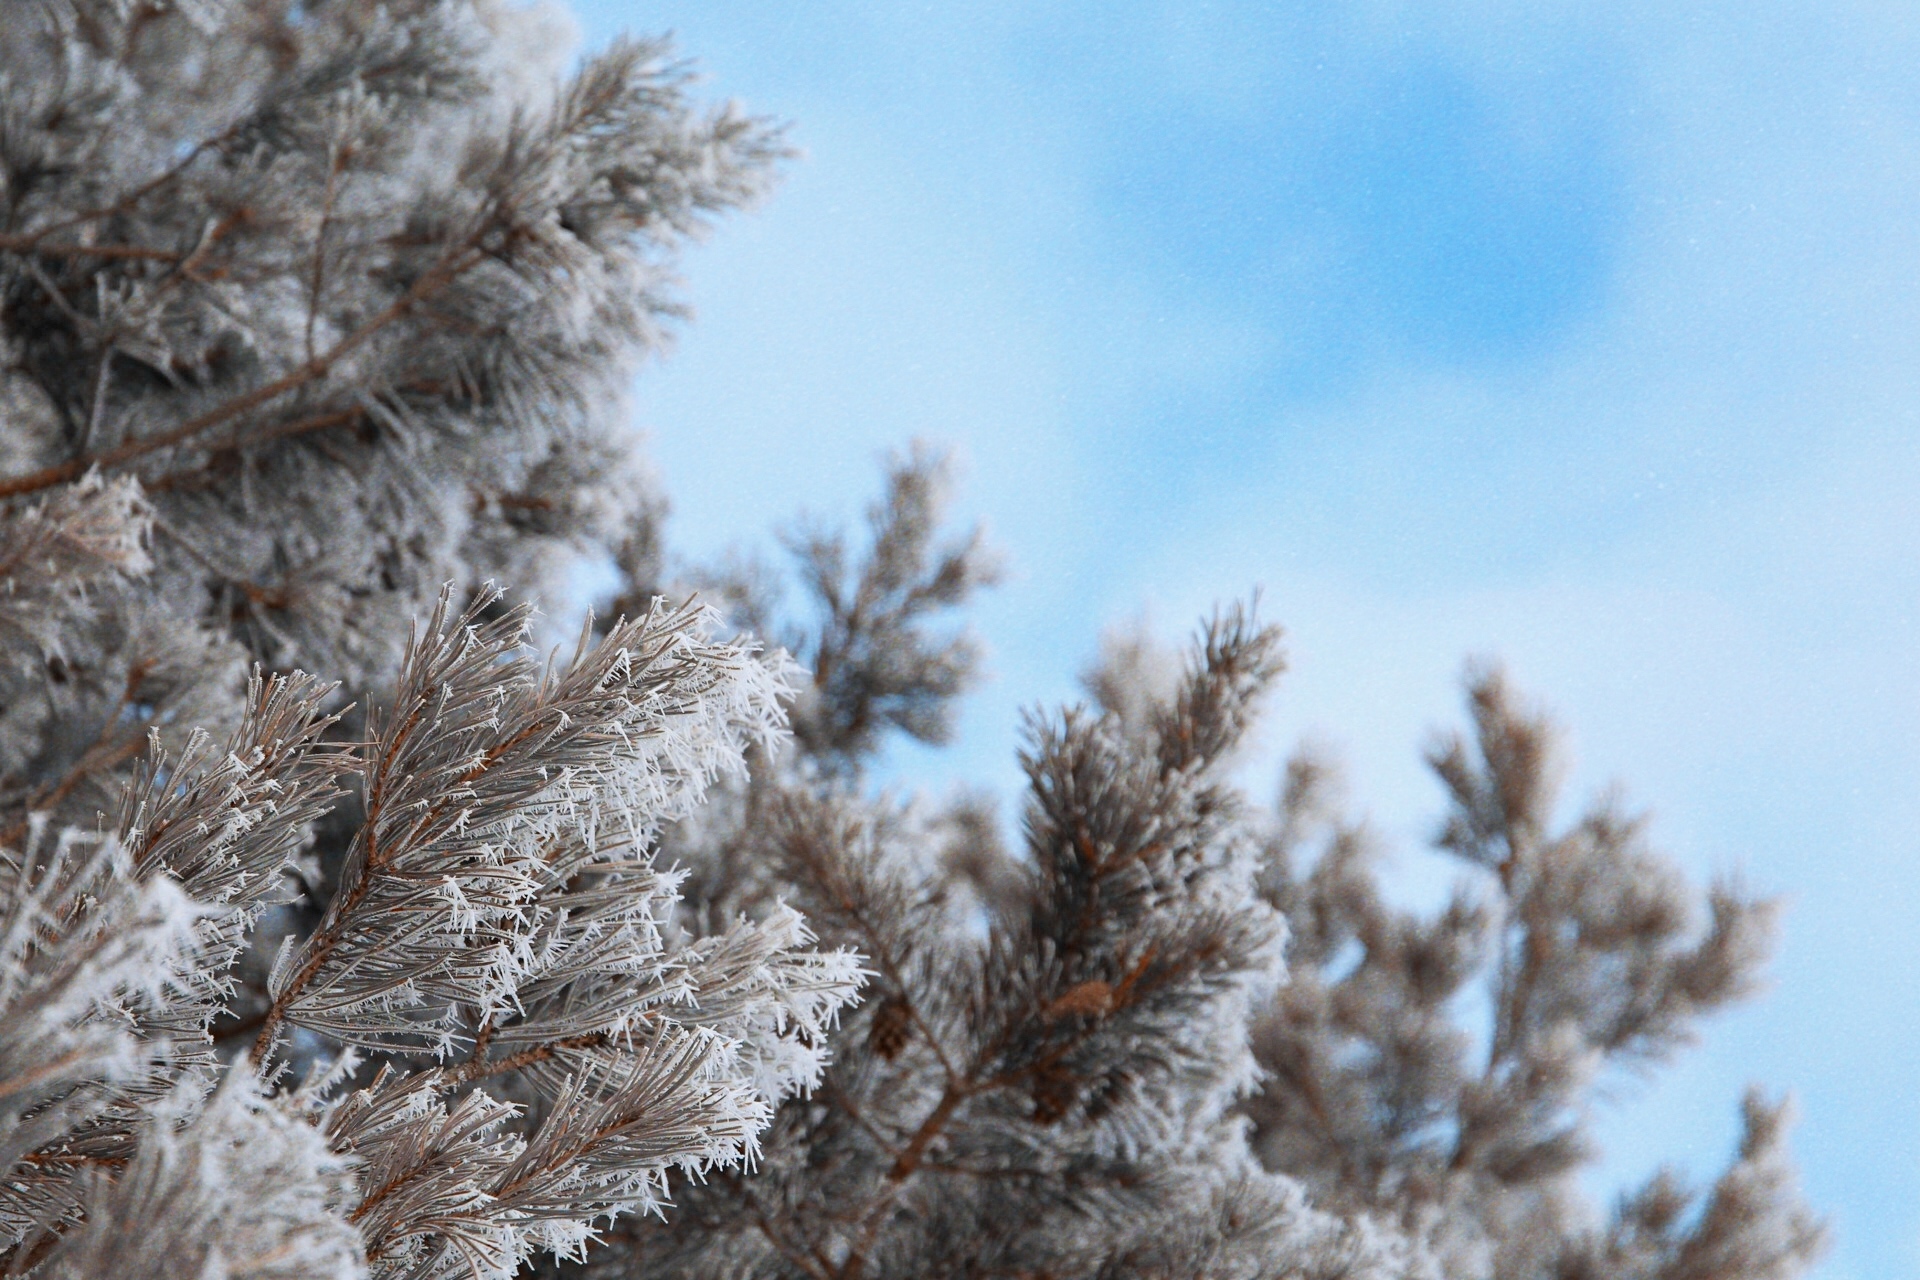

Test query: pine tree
[0,4,1823,1278]
[1244,670,1828,1280]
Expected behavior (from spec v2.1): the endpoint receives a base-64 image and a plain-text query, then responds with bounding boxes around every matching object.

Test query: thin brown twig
[818,1076,908,1166]
[747,1198,834,1280]
[10,124,232,250]
[783,818,963,1088]
[173,208,248,284]
[139,405,365,492]
[0,668,150,848]
[248,696,422,1063]
[305,143,348,363]
[0,233,182,262]
[0,233,487,501]
[836,1079,973,1280]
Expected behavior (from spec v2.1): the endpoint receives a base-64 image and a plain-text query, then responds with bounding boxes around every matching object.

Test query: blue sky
[567,4,1920,1275]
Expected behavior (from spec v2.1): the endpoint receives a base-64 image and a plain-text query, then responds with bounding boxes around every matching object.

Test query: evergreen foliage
[0,4,1823,1278]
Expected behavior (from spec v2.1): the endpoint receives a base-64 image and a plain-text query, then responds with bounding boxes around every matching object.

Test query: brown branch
[251,692,584,1064]
[305,145,348,363]
[14,731,147,837]
[173,208,248,284]
[10,124,231,250]
[836,1081,972,1280]
[747,1198,835,1280]
[0,232,182,262]
[0,669,151,848]
[465,1013,498,1071]
[247,705,413,1064]
[17,257,93,332]
[350,1143,449,1230]
[229,609,560,1061]
[825,939,1191,1278]
[139,405,365,492]
[145,516,296,616]
[0,234,486,501]
[818,1076,909,1166]
[0,1046,114,1103]
[783,820,962,1088]
[884,1081,968,1184]
[212,1005,272,1045]
[142,377,456,494]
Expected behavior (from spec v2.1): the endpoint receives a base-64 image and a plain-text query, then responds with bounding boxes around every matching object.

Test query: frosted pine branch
[0,5,1821,1278]
[0,585,860,1277]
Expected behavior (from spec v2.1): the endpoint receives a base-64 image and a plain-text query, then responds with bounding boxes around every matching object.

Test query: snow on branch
[261,586,803,1059]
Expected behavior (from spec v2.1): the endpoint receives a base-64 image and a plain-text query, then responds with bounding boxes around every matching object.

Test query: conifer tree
[0,4,1823,1278]
[0,5,860,1276]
